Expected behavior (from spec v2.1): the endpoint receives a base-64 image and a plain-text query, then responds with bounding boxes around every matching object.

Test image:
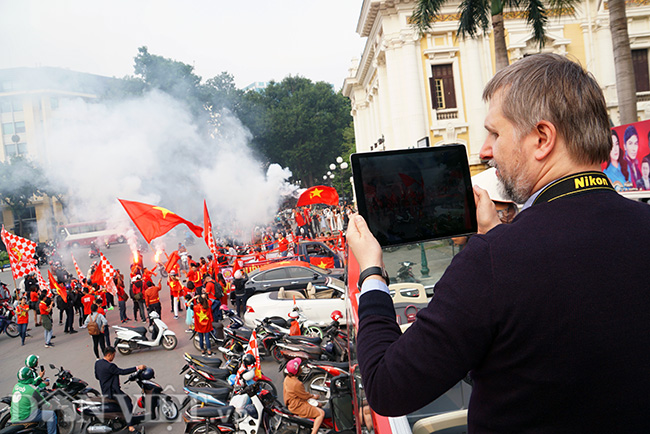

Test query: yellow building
[0,67,119,241]
[343,0,650,172]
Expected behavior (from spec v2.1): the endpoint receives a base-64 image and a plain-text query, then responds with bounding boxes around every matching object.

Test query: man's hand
[137,365,146,371]
[346,214,384,271]
[473,185,501,234]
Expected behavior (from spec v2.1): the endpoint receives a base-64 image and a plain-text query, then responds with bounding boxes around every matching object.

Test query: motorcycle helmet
[25,354,39,369]
[285,357,302,376]
[140,367,154,380]
[17,367,34,381]
[242,353,256,367]
[288,310,299,320]
[331,310,343,321]
[324,342,334,354]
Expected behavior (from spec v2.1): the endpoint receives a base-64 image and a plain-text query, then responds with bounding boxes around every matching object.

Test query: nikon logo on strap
[533,171,615,206]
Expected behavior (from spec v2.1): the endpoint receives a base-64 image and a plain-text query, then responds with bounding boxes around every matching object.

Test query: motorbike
[396,261,419,283]
[0,313,18,339]
[113,311,177,355]
[181,350,278,398]
[72,368,179,433]
[182,372,279,434]
[0,364,99,433]
[276,320,348,364]
[89,242,101,259]
[155,262,168,278]
[179,252,189,272]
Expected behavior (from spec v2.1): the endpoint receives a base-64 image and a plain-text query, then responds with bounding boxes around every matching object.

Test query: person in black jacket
[94,346,145,433]
[347,53,650,432]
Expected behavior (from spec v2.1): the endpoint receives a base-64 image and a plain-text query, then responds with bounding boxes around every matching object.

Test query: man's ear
[533,120,557,161]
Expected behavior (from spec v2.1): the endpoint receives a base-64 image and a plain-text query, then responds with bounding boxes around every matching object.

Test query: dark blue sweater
[358,190,650,433]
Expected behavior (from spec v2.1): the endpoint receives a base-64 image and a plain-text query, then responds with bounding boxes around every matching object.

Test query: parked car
[245,260,345,294]
[243,277,346,328]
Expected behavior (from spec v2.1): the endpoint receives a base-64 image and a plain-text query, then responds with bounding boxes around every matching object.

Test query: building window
[14,121,25,134]
[2,122,14,135]
[50,97,59,110]
[0,99,23,113]
[13,206,38,239]
[430,64,457,110]
[632,49,649,93]
[4,142,27,157]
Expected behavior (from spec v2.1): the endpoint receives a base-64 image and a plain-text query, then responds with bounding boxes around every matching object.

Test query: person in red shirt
[192,293,213,356]
[81,288,94,325]
[16,296,30,345]
[206,254,218,279]
[29,288,41,326]
[115,272,130,323]
[168,271,182,319]
[186,263,203,294]
[277,233,289,257]
[144,280,162,319]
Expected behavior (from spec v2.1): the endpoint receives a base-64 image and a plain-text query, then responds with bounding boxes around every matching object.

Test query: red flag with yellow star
[296,185,339,207]
[48,269,66,303]
[309,256,335,269]
[118,199,203,243]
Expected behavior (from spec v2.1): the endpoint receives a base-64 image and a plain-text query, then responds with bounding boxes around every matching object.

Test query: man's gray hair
[483,53,611,165]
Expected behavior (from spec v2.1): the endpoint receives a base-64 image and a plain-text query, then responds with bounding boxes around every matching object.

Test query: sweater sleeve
[357,236,496,417]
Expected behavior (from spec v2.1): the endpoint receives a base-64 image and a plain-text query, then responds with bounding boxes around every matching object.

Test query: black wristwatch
[358,266,390,290]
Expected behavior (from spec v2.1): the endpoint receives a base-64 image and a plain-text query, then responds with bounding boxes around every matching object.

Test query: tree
[240,76,353,187]
[132,46,207,117]
[0,156,49,239]
[412,0,580,71]
[608,0,637,125]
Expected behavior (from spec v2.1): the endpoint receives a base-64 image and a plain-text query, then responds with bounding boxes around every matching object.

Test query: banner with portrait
[602,119,650,191]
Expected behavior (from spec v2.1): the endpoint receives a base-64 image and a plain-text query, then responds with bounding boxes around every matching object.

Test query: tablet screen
[351,145,477,247]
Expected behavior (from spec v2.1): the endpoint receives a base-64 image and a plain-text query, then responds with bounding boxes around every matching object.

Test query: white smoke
[43,90,296,245]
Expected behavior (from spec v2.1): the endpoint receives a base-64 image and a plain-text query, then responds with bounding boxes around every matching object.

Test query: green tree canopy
[241,76,353,187]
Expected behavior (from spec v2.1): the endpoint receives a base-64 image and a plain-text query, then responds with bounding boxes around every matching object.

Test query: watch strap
[358,266,389,290]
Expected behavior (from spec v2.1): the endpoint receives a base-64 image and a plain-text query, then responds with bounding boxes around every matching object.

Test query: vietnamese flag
[203,200,219,258]
[91,264,104,286]
[48,270,67,303]
[165,250,180,274]
[118,199,203,243]
[309,256,335,269]
[296,186,339,207]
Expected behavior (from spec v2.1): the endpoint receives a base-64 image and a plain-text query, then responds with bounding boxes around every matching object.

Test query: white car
[243,277,346,328]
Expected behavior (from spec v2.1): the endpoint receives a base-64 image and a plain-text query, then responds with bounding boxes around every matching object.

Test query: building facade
[343,0,650,171]
[0,67,119,241]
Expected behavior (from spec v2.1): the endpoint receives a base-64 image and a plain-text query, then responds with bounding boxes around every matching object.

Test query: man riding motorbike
[94,346,146,434]
[10,367,57,434]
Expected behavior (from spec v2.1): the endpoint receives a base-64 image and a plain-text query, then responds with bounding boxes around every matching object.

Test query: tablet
[351,145,477,247]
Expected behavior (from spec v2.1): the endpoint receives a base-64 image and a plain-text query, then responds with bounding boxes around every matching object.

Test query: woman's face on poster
[625,134,639,160]
[643,161,650,178]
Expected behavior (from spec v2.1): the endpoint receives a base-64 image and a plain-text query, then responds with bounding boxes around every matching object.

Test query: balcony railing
[436,108,458,120]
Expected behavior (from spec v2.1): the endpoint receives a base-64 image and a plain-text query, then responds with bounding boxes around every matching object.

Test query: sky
[0,0,367,90]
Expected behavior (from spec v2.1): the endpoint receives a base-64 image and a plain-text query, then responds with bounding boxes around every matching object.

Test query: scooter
[182,371,277,434]
[396,261,419,283]
[89,242,100,259]
[0,364,97,433]
[113,311,177,355]
[72,368,179,433]
[179,252,189,272]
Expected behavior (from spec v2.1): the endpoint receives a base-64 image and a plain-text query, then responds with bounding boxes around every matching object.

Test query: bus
[345,239,470,434]
[57,221,127,249]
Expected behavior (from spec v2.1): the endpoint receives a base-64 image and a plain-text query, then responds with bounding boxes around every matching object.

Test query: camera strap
[532,171,615,206]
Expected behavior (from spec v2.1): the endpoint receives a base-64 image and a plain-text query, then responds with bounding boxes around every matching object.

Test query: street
[0,238,285,433]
